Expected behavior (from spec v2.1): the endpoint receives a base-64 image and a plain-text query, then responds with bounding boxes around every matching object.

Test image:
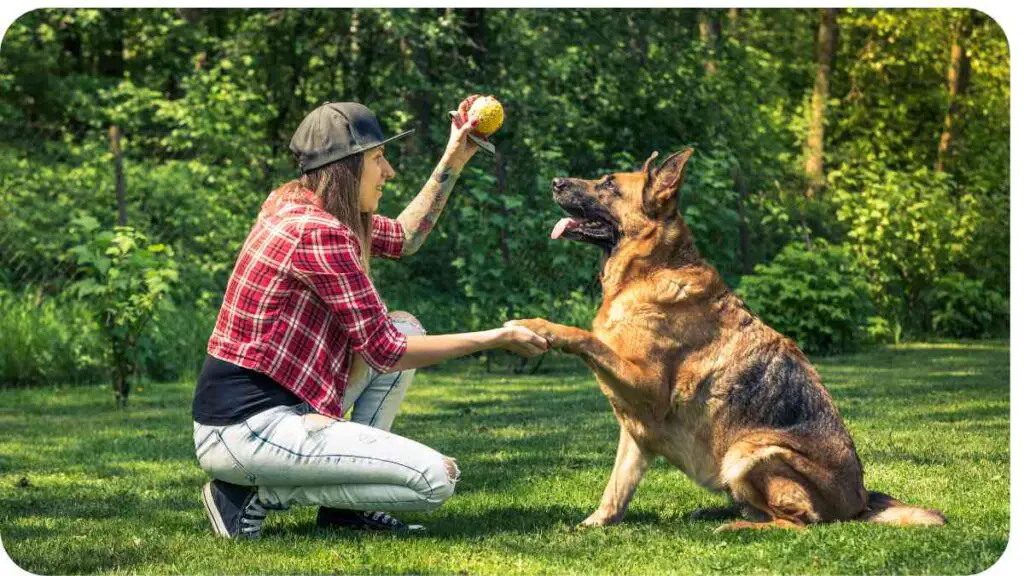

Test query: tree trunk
[935,12,977,173]
[727,8,741,36]
[59,14,84,74]
[98,10,125,79]
[356,13,376,102]
[403,11,441,153]
[698,10,720,76]
[348,9,361,99]
[112,336,130,408]
[110,126,126,226]
[724,8,751,273]
[626,13,649,68]
[268,13,305,163]
[461,8,487,63]
[804,8,838,199]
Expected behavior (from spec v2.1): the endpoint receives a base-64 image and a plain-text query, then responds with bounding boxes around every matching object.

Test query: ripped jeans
[192,315,458,512]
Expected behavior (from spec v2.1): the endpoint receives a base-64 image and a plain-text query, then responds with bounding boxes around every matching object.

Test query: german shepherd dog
[509,149,946,531]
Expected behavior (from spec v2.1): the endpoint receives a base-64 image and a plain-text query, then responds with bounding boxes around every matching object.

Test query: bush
[0,288,214,389]
[832,163,979,339]
[67,219,178,406]
[736,239,874,356]
[927,272,1008,339]
[139,302,218,383]
[0,288,107,387]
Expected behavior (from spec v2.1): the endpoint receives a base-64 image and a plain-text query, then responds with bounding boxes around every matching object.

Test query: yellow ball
[468,96,504,136]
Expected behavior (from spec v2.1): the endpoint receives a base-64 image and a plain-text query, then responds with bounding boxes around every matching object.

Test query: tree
[698,9,720,76]
[935,10,980,173]
[804,8,838,199]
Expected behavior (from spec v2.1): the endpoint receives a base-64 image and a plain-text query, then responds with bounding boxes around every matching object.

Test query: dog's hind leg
[713,468,811,532]
[580,425,652,527]
[716,437,828,531]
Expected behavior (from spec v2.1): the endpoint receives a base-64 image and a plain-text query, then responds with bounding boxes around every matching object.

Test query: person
[192,98,548,539]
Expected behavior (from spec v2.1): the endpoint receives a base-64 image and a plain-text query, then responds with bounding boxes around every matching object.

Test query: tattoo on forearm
[433,166,452,184]
[398,162,461,255]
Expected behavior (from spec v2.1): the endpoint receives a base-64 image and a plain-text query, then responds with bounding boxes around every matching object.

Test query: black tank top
[191,355,303,426]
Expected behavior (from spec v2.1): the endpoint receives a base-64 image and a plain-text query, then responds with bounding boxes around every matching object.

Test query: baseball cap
[289,101,414,173]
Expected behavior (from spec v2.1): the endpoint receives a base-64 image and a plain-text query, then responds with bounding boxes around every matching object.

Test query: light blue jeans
[193,314,458,512]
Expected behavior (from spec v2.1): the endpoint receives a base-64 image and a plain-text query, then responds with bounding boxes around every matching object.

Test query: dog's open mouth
[550,217,615,242]
[550,205,619,251]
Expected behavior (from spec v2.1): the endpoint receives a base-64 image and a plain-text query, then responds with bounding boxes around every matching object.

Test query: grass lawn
[0,341,1010,574]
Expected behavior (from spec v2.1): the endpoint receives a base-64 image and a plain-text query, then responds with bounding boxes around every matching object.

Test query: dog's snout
[552,178,569,192]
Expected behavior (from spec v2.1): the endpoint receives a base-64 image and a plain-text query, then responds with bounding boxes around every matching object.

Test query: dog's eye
[598,176,620,196]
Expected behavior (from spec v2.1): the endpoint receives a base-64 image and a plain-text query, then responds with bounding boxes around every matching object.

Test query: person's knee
[389,310,426,336]
[420,456,459,508]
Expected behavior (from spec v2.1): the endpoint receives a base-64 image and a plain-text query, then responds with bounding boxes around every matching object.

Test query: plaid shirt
[207,181,407,418]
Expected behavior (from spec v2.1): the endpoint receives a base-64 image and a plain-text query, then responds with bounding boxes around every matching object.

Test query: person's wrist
[442,152,465,172]
[487,327,511,348]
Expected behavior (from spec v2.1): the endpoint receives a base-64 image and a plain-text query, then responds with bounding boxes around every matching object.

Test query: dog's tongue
[551,217,578,240]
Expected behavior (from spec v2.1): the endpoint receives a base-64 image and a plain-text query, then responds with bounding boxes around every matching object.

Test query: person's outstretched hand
[496,324,550,358]
[444,95,482,170]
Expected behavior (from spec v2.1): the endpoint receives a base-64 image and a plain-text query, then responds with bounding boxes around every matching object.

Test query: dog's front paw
[505,318,570,350]
[578,511,621,528]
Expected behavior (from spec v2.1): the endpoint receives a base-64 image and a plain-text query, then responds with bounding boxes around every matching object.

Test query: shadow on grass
[270,504,679,540]
[3,524,162,575]
[0,342,1009,573]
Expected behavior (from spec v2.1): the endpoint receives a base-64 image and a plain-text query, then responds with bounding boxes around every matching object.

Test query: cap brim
[300,129,416,173]
[377,129,416,148]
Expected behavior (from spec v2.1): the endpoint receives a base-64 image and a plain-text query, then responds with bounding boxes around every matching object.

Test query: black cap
[289,101,414,173]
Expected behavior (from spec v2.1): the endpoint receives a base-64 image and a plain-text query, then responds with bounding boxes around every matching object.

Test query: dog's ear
[641,150,660,177]
[643,147,693,216]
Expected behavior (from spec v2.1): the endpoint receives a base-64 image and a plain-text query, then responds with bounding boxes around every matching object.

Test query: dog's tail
[856,491,946,526]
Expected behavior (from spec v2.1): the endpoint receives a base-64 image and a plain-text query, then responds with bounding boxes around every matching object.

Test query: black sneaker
[201,480,267,539]
[316,507,425,532]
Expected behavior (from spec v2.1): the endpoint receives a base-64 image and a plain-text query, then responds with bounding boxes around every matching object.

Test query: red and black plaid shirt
[208,181,407,418]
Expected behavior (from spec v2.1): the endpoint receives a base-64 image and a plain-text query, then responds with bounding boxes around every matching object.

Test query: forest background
[0,7,1010,393]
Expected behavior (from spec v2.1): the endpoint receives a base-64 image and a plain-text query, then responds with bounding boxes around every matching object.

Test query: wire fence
[0,119,239,295]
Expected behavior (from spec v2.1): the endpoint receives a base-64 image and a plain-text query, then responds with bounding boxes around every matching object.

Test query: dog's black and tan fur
[510,149,945,531]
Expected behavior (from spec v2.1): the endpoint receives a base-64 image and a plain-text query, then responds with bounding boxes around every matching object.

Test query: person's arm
[386,326,548,373]
[396,99,481,256]
[293,224,547,374]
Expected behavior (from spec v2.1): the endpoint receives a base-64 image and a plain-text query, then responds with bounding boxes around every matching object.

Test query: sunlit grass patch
[0,341,1009,574]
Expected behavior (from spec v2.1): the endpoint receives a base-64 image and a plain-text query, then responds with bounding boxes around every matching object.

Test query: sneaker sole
[329,522,426,533]
[201,481,232,538]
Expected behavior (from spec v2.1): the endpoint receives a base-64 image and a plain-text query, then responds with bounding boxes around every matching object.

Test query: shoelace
[240,499,267,535]
[365,511,400,527]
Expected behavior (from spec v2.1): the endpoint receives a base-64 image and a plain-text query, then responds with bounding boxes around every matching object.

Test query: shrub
[139,302,218,383]
[0,288,106,387]
[832,163,978,339]
[0,289,214,388]
[927,272,1008,339]
[67,218,178,406]
[736,239,874,355]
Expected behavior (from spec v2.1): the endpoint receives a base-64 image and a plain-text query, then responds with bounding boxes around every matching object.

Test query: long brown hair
[298,153,374,272]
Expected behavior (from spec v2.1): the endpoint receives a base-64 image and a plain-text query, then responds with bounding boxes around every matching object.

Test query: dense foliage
[737,240,873,355]
[0,8,1009,386]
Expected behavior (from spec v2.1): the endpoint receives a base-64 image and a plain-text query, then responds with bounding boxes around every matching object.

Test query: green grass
[0,341,1009,574]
